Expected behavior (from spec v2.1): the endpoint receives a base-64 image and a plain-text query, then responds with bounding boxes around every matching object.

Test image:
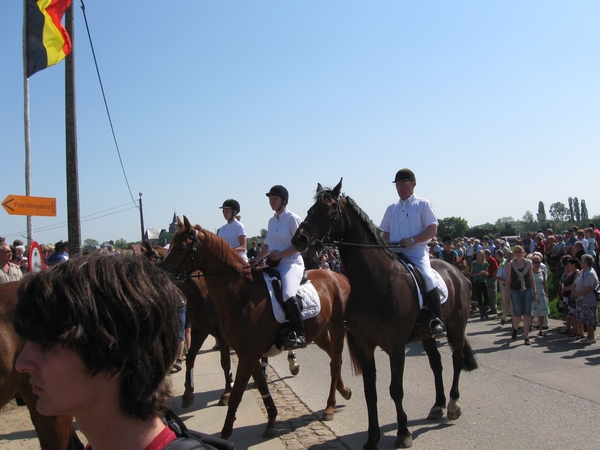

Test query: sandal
[538,331,546,337]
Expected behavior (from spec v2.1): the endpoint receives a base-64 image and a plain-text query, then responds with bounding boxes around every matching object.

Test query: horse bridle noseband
[158,228,200,282]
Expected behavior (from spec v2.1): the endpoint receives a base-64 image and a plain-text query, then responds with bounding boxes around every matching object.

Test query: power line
[80,0,138,208]
[2,203,137,239]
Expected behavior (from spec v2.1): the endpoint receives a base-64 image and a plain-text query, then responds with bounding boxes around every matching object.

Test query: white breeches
[275,257,305,299]
[396,247,436,292]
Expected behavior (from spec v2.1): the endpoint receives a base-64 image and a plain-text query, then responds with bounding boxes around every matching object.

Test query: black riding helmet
[265,185,289,204]
[220,199,240,213]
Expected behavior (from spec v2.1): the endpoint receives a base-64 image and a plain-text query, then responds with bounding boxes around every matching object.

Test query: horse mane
[314,188,396,261]
[194,225,253,280]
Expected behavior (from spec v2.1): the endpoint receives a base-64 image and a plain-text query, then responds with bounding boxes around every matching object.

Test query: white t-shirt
[217,219,248,261]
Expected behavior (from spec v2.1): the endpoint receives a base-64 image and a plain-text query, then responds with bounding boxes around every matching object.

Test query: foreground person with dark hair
[14,254,233,450]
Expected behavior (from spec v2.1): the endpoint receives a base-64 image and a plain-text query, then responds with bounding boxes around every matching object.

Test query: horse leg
[220,356,259,440]
[389,346,412,448]
[352,341,380,450]
[421,337,447,420]
[218,338,233,406]
[250,360,278,438]
[182,328,207,408]
[287,350,300,376]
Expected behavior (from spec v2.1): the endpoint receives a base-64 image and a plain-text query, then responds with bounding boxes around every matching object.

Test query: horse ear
[177,216,184,228]
[183,216,191,230]
[332,178,343,198]
[317,183,323,193]
[141,241,151,254]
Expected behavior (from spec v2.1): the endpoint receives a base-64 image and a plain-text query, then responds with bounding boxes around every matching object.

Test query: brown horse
[0,281,84,450]
[140,242,234,408]
[160,217,352,440]
[292,180,478,449]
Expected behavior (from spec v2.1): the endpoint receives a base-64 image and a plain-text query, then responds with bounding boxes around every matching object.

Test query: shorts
[510,288,533,317]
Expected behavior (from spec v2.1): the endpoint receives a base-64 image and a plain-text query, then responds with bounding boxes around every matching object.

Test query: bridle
[158,227,254,281]
[299,193,344,247]
[159,228,200,282]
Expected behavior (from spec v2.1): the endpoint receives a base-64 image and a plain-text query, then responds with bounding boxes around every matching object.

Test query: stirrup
[285,331,307,349]
[429,319,447,339]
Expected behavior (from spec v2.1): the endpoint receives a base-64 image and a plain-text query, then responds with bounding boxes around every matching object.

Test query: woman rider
[252,185,306,349]
[217,199,248,262]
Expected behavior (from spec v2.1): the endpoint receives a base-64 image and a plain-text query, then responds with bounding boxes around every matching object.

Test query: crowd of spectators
[424,223,600,345]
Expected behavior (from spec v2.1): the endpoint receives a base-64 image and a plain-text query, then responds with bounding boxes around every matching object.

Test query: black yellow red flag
[26,0,73,77]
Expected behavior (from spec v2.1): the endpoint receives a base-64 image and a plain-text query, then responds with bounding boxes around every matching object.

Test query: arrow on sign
[2,197,14,212]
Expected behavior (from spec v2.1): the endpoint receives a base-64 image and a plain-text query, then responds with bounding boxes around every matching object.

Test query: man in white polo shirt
[380,168,446,339]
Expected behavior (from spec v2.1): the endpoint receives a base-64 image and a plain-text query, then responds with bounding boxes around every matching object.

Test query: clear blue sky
[2,1,599,246]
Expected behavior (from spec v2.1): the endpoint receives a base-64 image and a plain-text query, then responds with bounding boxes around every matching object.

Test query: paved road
[267,314,600,449]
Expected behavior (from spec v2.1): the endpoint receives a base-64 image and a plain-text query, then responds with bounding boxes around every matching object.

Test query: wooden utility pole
[65,3,81,255]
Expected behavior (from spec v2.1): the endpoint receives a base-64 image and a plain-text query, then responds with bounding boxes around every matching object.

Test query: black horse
[292,179,478,449]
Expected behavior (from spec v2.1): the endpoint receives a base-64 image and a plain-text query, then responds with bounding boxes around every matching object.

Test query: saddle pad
[413,269,448,309]
[262,273,321,324]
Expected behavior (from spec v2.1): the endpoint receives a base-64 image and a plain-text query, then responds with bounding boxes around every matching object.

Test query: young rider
[252,185,307,349]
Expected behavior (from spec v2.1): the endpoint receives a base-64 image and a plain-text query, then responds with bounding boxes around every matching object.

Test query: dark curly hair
[13,254,180,420]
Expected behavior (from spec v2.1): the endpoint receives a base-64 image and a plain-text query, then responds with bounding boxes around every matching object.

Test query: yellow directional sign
[2,195,57,217]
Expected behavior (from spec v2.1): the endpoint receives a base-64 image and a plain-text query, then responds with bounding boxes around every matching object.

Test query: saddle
[263,261,309,308]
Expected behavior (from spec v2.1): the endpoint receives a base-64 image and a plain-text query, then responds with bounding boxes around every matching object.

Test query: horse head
[159,216,203,280]
[292,178,344,253]
[140,241,167,266]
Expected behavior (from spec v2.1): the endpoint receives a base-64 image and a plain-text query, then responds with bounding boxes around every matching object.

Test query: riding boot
[424,287,447,339]
[283,297,307,349]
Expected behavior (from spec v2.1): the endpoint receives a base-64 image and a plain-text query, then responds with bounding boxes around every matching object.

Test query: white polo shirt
[217,219,248,261]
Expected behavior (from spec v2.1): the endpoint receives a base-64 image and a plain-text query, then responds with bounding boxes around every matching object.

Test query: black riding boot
[425,287,447,339]
[283,297,307,349]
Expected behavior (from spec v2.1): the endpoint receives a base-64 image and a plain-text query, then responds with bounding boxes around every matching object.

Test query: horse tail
[345,330,363,376]
[462,338,478,372]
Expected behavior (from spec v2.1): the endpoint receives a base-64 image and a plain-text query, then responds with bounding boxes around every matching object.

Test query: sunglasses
[1,250,12,254]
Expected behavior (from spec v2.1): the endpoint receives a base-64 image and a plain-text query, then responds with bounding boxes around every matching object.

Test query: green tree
[522,210,534,224]
[260,228,268,239]
[568,197,575,222]
[537,201,546,227]
[159,230,174,245]
[114,238,128,249]
[581,199,589,222]
[83,238,99,251]
[549,202,569,222]
[574,197,581,222]
[438,217,469,239]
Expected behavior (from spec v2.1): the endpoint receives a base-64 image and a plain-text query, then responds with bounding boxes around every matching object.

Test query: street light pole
[139,193,145,243]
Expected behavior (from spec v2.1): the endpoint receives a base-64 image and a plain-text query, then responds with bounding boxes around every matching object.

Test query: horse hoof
[394,434,413,448]
[262,427,278,438]
[218,394,230,406]
[322,412,334,421]
[290,364,300,376]
[342,388,352,400]
[181,395,194,409]
[448,399,461,420]
[427,405,445,420]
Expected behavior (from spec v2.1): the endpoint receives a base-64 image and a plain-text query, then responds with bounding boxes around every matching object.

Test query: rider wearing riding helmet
[380,168,447,339]
[217,199,248,262]
[252,185,306,349]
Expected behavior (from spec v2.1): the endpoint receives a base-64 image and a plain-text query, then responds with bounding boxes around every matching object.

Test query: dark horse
[160,217,352,440]
[0,281,84,450]
[140,242,234,407]
[292,180,478,449]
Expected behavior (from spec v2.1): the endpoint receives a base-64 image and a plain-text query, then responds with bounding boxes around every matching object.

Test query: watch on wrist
[410,237,415,246]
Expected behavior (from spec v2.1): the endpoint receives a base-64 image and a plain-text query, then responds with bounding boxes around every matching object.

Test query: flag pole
[65,2,81,256]
[23,0,33,245]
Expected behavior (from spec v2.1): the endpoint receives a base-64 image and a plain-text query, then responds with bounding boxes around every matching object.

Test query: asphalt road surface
[267,314,600,449]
